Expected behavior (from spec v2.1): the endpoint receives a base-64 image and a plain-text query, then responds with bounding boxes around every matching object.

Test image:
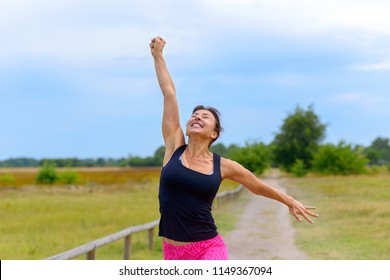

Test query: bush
[363,137,390,165]
[0,174,15,186]
[291,159,308,177]
[59,170,80,185]
[312,142,368,175]
[36,162,59,184]
[230,141,271,175]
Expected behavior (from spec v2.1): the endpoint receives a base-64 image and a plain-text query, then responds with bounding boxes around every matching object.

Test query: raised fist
[150,36,166,57]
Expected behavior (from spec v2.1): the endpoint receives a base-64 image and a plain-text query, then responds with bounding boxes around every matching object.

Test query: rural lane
[224,173,308,260]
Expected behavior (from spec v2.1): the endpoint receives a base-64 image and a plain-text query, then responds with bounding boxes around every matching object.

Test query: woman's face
[186,109,218,141]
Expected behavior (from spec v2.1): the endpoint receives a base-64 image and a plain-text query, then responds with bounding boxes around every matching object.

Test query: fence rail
[45,185,244,260]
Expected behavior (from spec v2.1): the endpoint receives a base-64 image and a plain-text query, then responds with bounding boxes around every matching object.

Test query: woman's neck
[186,138,210,159]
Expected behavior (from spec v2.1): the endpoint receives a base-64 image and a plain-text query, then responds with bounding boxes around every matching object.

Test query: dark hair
[192,105,223,146]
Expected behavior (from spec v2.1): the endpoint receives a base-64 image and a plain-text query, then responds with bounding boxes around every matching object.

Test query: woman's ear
[211,132,218,140]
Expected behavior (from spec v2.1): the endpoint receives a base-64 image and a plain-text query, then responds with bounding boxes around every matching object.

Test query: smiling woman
[150,36,318,260]
[187,105,223,148]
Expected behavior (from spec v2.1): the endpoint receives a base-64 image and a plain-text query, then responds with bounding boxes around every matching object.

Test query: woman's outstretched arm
[150,36,185,164]
[221,158,319,224]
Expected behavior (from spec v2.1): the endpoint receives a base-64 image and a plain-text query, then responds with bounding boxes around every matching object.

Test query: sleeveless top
[158,145,222,242]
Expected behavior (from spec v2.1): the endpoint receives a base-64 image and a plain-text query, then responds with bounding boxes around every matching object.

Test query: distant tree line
[1,105,389,176]
[0,157,129,168]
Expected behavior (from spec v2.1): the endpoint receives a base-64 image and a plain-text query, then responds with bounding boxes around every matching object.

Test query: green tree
[0,174,15,186]
[364,137,390,165]
[36,162,59,184]
[291,159,308,177]
[225,144,241,159]
[59,170,80,185]
[273,105,326,171]
[118,158,128,167]
[0,158,39,167]
[210,143,228,157]
[230,141,271,174]
[153,145,166,166]
[312,141,368,175]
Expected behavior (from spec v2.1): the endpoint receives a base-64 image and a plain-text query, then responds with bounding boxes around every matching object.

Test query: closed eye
[191,112,212,119]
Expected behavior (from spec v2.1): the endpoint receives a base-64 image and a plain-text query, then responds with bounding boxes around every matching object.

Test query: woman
[150,36,318,260]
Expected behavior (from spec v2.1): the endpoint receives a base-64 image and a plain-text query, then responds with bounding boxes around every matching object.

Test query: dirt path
[224,174,307,260]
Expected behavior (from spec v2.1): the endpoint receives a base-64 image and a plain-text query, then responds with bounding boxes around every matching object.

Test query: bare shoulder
[220,157,251,180]
[221,157,262,194]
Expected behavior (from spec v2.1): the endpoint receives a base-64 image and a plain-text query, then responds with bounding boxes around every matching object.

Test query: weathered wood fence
[45,185,244,260]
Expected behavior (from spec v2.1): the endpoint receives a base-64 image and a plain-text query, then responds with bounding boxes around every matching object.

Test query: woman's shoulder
[220,157,244,179]
[220,157,254,184]
[220,156,240,167]
[162,143,186,167]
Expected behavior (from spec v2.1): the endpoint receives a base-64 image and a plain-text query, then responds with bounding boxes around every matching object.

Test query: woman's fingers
[305,206,319,218]
[290,205,319,224]
[289,207,302,222]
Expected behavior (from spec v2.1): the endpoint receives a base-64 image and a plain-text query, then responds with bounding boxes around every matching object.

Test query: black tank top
[158,145,222,242]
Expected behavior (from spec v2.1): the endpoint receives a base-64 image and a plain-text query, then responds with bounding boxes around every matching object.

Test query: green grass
[0,184,160,259]
[3,167,389,260]
[282,173,390,259]
[69,186,250,261]
[0,168,242,260]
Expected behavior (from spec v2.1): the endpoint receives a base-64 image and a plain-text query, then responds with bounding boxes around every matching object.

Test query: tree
[364,137,390,165]
[153,145,166,166]
[0,158,39,167]
[312,141,368,175]
[59,170,80,185]
[210,143,228,157]
[128,145,166,167]
[272,105,326,171]
[291,159,308,177]
[36,162,59,184]
[229,141,272,174]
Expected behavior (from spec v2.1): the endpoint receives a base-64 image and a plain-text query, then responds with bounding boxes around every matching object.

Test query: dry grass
[0,167,240,259]
[282,173,390,259]
[0,167,162,188]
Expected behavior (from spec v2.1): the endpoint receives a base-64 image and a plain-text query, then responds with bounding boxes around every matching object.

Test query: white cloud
[0,0,215,69]
[86,76,156,98]
[1,9,151,63]
[2,0,390,66]
[202,0,390,36]
[332,92,364,102]
[352,60,390,71]
[329,92,389,115]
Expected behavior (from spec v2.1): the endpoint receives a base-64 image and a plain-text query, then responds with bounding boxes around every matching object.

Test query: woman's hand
[288,199,319,224]
[150,36,166,57]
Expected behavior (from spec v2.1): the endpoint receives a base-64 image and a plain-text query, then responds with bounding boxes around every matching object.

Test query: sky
[1,0,389,159]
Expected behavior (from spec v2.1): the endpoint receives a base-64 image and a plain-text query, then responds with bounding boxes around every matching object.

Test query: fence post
[124,235,132,260]
[44,185,243,260]
[148,227,155,251]
[86,248,96,260]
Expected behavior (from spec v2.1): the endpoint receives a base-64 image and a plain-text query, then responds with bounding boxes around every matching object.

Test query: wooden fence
[45,185,244,260]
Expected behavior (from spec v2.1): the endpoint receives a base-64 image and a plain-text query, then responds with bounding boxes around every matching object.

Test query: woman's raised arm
[150,36,185,165]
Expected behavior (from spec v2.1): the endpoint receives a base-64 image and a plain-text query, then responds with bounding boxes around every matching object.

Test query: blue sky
[1,0,389,159]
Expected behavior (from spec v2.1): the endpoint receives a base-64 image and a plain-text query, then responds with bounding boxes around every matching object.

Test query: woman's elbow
[161,86,176,97]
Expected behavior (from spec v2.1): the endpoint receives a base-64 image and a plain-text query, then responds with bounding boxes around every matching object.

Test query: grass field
[283,171,390,259]
[2,167,389,260]
[0,167,241,260]
[0,167,163,188]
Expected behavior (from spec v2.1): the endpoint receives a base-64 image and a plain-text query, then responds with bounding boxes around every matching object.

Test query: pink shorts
[163,234,229,260]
